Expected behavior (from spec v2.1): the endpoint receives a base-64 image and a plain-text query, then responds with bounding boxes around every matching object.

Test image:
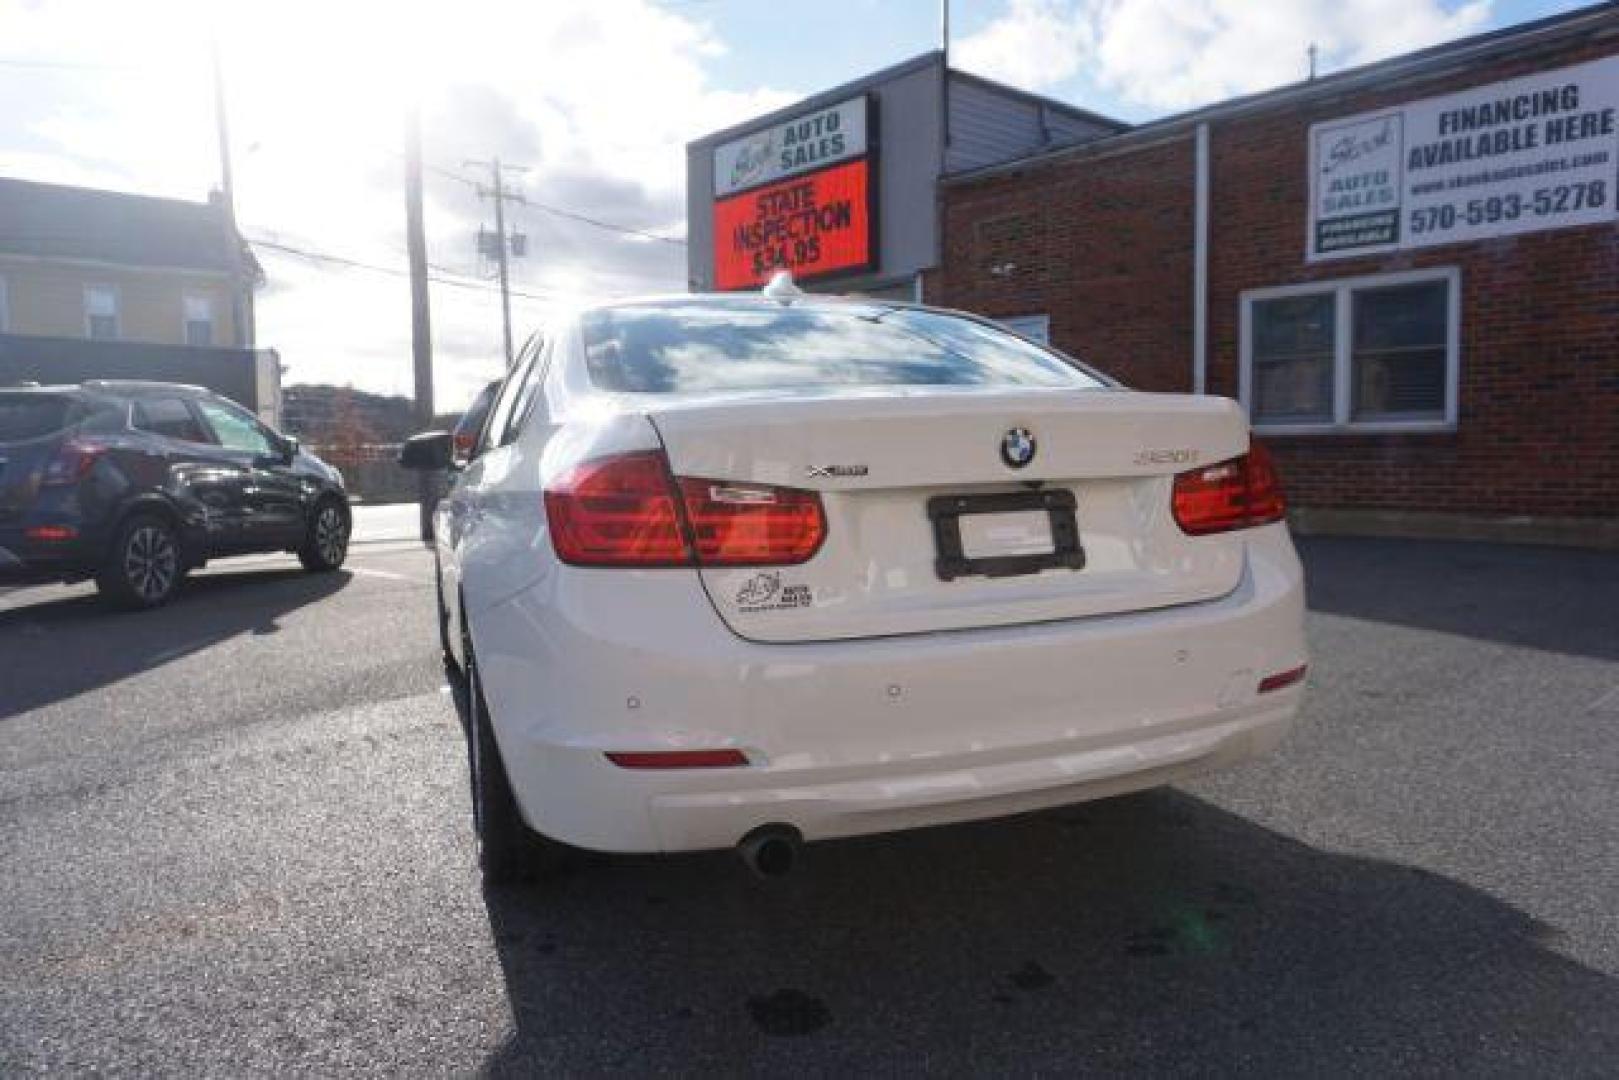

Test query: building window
[1241,268,1458,432]
[183,294,214,346]
[85,284,119,340]
[1250,293,1335,424]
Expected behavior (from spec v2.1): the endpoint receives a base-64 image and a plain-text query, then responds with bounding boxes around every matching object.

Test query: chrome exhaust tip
[737,825,802,878]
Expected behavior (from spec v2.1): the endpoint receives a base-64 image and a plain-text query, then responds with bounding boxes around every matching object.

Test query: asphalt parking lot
[1,533,1615,1074]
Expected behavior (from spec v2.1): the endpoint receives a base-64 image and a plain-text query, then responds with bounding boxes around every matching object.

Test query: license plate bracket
[927,489,1085,582]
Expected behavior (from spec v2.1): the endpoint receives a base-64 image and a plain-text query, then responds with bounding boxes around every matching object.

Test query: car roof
[0,383,107,402]
[576,292,906,317]
[79,380,211,398]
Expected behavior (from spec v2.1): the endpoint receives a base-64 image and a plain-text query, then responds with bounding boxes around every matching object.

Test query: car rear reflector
[545,450,691,566]
[25,524,77,542]
[605,749,750,769]
[1258,664,1308,693]
[545,449,826,568]
[40,440,105,487]
[1172,441,1287,536]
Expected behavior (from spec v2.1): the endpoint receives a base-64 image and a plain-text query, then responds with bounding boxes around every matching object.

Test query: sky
[0,0,1588,410]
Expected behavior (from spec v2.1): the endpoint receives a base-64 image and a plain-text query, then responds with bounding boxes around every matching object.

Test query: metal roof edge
[688,51,945,151]
[0,175,223,219]
[946,68,1131,132]
[943,0,1619,187]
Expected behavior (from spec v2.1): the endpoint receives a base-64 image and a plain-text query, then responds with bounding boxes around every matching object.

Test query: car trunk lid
[648,387,1253,643]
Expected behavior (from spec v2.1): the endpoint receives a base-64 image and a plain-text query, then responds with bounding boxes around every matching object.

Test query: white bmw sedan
[402,290,1306,883]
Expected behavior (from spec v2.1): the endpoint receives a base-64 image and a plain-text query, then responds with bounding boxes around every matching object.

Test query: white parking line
[348,566,414,582]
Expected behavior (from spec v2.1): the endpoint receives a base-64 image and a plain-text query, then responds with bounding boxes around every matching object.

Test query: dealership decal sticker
[1308,55,1619,260]
[734,571,813,612]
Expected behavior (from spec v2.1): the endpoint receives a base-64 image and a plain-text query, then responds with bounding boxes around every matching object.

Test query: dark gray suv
[0,380,350,608]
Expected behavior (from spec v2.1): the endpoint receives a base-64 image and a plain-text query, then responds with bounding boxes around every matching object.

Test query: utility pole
[405,108,435,542]
[209,31,251,349]
[940,0,952,159]
[465,158,529,367]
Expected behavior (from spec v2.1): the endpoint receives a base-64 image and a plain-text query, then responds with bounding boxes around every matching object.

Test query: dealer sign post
[712,94,878,290]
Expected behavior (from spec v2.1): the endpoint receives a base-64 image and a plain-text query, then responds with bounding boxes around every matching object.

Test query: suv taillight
[545,449,826,567]
[1171,441,1286,536]
[41,440,105,486]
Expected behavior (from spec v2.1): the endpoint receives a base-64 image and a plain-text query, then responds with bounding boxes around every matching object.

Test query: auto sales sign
[712,95,876,290]
[1308,56,1619,260]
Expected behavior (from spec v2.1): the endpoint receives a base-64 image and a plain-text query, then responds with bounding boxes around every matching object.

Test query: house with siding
[0,176,281,424]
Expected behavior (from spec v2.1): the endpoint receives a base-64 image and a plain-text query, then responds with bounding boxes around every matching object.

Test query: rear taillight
[40,440,105,486]
[545,449,826,568]
[677,477,824,566]
[1171,441,1287,536]
[544,450,690,566]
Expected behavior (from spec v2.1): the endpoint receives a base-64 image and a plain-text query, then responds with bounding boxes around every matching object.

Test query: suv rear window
[580,302,1102,395]
[0,394,84,442]
[134,398,211,443]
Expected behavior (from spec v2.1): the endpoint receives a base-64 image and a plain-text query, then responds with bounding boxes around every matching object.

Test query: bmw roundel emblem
[1000,427,1037,469]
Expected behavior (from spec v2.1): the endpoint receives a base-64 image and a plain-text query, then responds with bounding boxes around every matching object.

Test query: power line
[246,236,560,304]
[0,56,150,71]
[426,161,686,246]
[250,234,682,300]
[520,199,688,247]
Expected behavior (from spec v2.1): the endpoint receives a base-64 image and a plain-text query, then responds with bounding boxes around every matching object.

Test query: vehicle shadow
[474,789,1619,1074]
[1298,535,1619,661]
[0,566,350,720]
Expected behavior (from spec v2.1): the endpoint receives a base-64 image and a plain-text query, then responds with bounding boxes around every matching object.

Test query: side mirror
[399,430,453,471]
[281,435,300,464]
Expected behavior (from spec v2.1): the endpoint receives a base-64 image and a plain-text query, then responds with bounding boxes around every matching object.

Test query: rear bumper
[474,524,1307,854]
[0,539,97,584]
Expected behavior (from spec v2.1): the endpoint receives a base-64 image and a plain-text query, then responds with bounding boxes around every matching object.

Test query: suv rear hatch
[0,391,90,530]
[650,387,1252,643]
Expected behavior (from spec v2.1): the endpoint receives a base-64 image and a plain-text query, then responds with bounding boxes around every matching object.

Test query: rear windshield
[0,394,85,442]
[580,302,1103,395]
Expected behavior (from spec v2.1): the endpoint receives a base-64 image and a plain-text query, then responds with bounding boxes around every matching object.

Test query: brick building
[927,4,1619,547]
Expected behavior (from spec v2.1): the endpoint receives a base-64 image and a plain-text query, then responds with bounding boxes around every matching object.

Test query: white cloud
[955,0,1493,109]
[954,0,1095,91]
[0,0,794,407]
[1093,0,1493,109]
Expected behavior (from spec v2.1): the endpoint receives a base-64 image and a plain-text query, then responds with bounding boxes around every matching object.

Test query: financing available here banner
[1308,55,1619,260]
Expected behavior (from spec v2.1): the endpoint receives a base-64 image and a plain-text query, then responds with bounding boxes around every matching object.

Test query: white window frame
[0,275,8,333]
[1239,266,1460,435]
[84,283,120,340]
[182,292,215,346]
